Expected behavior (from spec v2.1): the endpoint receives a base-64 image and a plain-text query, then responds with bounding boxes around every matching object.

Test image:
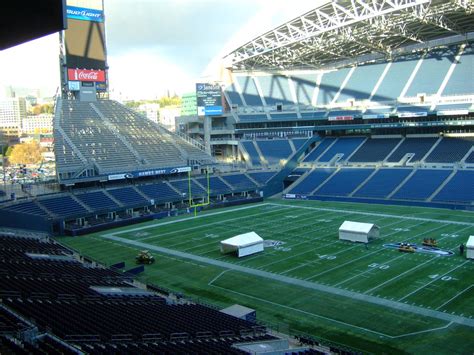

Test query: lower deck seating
[354,169,412,198]
[315,168,374,196]
[432,170,474,203]
[392,169,451,200]
[289,169,335,195]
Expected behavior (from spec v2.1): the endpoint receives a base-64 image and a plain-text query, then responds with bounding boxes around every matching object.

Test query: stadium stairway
[263,136,319,197]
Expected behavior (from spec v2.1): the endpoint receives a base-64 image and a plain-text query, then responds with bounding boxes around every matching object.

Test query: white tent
[466,236,474,259]
[220,232,264,257]
[339,221,379,243]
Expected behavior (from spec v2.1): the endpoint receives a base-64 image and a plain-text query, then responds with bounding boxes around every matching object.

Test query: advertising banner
[328,115,353,121]
[68,68,105,82]
[108,166,191,180]
[67,6,103,22]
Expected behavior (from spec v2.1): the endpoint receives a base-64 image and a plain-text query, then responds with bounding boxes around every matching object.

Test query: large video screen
[65,13,106,70]
[196,83,223,116]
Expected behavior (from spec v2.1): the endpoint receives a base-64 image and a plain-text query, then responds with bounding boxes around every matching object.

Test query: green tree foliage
[8,141,44,165]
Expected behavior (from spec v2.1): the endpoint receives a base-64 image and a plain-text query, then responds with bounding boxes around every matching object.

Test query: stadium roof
[225,0,474,71]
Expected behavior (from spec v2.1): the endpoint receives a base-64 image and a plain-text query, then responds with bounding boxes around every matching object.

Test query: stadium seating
[315,168,374,196]
[386,137,438,163]
[256,139,293,166]
[291,73,317,106]
[224,83,244,106]
[270,112,299,120]
[432,170,474,203]
[404,47,456,97]
[289,168,335,195]
[55,99,213,181]
[349,138,401,162]
[336,62,387,103]
[292,138,308,151]
[107,187,148,206]
[195,176,230,195]
[75,191,119,211]
[169,178,206,197]
[425,137,474,163]
[247,171,276,185]
[317,68,352,105]
[256,75,294,105]
[3,201,50,217]
[465,151,474,164]
[241,141,262,166]
[38,196,88,217]
[354,168,413,198]
[137,182,182,202]
[392,169,451,200]
[303,138,336,162]
[442,45,474,96]
[317,137,365,162]
[221,174,258,191]
[236,76,264,106]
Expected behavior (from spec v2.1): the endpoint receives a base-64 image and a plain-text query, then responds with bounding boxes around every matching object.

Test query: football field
[57,199,474,353]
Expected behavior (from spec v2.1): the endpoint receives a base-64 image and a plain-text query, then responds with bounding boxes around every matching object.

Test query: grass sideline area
[56,199,474,353]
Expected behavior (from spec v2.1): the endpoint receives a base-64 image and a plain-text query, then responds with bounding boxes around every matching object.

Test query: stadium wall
[286,195,474,211]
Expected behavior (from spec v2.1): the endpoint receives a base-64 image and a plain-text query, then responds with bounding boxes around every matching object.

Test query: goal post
[188,169,210,216]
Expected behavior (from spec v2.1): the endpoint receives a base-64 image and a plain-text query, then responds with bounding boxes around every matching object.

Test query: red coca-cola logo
[67,68,105,82]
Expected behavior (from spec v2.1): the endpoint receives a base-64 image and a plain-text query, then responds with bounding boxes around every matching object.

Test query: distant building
[22,114,54,135]
[181,92,197,116]
[138,103,160,123]
[0,97,26,140]
[159,107,180,131]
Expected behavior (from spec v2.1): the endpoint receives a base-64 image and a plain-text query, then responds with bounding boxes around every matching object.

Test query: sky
[0,0,318,100]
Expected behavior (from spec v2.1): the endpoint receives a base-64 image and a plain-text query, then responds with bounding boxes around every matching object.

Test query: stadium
[0,0,473,353]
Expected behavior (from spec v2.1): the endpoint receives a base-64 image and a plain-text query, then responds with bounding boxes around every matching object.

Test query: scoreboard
[196,83,223,116]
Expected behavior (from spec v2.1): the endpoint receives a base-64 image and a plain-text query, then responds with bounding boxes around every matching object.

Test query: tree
[8,141,44,165]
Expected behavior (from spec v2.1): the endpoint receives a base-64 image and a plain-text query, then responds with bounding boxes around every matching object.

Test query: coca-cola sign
[67,68,105,82]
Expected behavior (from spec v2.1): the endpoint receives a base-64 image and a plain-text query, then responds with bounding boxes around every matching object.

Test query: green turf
[56,199,474,354]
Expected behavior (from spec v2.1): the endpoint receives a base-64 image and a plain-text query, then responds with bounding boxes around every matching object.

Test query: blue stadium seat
[432,170,474,203]
[317,68,351,105]
[289,168,335,195]
[256,140,293,166]
[241,141,261,166]
[349,138,401,162]
[76,191,119,211]
[354,169,412,198]
[292,138,308,151]
[195,176,230,194]
[137,182,182,202]
[303,138,336,162]
[221,174,257,191]
[3,201,50,217]
[169,179,206,197]
[386,137,438,163]
[247,171,276,185]
[291,73,317,106]
[315,168,374,196]
[318,137,365,162]
[257,75,294,105]
[337,63,387,103]
[236,75,264,106]
[372,58,418,102]
[224,83,244,106]
[392,169,451,200]
[425,137,474,163]
[39,196,88,217]
[442,46,474,96]
[107,187,148,206]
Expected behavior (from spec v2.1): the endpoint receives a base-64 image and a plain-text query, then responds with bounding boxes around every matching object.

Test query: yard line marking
[337,224,473,289]
[390,322,453,339]
[98,233,474,328]
[138,206,290,241]
[103,202,272,237]
[269,202,474,226]
[208,269,231,285]
[304,220,427,281]
[209,283,454,339]
[435,285,474,311]
[398,261,470,302]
